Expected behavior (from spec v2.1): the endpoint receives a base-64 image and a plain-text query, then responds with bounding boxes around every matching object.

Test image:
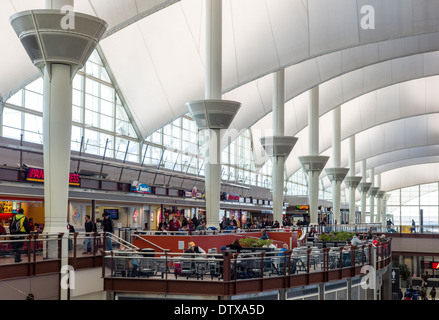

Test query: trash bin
[118,227,137,243]
[141,248,155,257]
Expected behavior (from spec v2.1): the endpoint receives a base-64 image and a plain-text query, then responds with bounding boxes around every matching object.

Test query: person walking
[9,208,30,263]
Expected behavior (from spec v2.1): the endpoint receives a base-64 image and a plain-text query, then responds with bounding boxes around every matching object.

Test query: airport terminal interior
[0,0,439,303]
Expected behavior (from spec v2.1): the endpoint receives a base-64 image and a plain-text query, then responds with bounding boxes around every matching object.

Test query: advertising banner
[130,181,151,194]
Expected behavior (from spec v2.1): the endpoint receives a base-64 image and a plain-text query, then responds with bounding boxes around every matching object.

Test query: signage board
[130,181,151,194]
[222,192,240,202]
[26,167,80,186]
[391,268,400,300]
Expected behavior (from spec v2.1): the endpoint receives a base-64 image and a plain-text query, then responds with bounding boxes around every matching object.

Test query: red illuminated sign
[26,168,80,186]
[432,262,439,269]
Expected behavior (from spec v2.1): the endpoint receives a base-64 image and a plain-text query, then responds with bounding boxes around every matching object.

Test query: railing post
[58,233,64,260]
[110,251,114,279]
[93,231,97,256]
[233,253,238,281]
[222,253,231,282]
[32,233,37,262]
[307,248,311,274]
[73,232,78,259]
[26,234,32,263]
[165,251,168,280]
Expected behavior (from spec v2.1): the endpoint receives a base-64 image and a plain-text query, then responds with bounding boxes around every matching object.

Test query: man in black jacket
[102,213,114,251]
[83,215,96,254]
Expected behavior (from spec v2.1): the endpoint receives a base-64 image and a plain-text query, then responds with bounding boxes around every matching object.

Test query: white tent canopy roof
[3,0,439,192]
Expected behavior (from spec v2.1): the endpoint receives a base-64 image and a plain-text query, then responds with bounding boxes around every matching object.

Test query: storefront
[0,197,44,232]
[68,201,146,235]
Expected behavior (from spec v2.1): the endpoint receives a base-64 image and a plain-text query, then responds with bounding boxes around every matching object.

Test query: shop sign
[130,181,151,194]
[26,167,80,186]
[183,189,205,199]
[222,192,240,202]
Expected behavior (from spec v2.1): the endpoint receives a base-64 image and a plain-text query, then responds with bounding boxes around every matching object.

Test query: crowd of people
[158,215,286,233]
[158,215,208,233]
[403,285,435,300]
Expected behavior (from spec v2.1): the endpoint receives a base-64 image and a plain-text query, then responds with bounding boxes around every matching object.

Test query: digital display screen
[104,209,119,220]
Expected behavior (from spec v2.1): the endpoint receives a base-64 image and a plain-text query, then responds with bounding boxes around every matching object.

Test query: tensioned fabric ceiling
[2,0,439,196]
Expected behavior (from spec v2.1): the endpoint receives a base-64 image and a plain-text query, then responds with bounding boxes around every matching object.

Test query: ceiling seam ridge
[94,45,144,141]
[8,0,16,12]
[136,23,175,119]
[228,0,240,87]
[87,0,98,17]
[178,1,204,71]
[264,0,281,69]
[102,0,181,40]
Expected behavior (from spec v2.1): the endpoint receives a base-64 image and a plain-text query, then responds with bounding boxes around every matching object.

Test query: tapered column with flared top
[10,0,107,299]
[187,0,241,229]
[260,70,297,225]
[299,87,329,225]
[358,160,371,224]
[325,107,348,225]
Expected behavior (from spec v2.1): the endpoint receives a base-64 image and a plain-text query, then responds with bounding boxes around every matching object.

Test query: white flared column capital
[186,100,241,130]
[376,190,386,199]
[299,155,330,174]
[368,187,379,197]
[260,136,298,158]
[344,176,362,189]
[10,10,107,78]
[358,182,372,194]
[325,167,350,183]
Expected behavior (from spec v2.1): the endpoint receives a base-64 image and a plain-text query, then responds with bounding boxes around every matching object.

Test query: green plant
[239,238,273,248]
[318,231,353,242]
[399,263,411,281]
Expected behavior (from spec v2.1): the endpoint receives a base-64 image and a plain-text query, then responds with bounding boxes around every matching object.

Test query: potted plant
[399,263,411,288]
[239,238,273,250]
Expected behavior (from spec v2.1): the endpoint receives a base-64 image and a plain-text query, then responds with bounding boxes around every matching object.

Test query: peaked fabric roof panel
[4,0,439,192]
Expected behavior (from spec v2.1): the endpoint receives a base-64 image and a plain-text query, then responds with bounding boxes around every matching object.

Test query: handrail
[103,238,392,281]
[107,232,140,251]
[132,234,170,253]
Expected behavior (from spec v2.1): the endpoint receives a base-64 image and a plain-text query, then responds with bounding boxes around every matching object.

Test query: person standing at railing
[102,212,114,251]
[411,219,416,234]
[83,215,96,254]
[9,208,30,263]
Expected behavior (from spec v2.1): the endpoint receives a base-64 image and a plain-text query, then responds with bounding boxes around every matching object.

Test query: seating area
[104,240,381,282]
